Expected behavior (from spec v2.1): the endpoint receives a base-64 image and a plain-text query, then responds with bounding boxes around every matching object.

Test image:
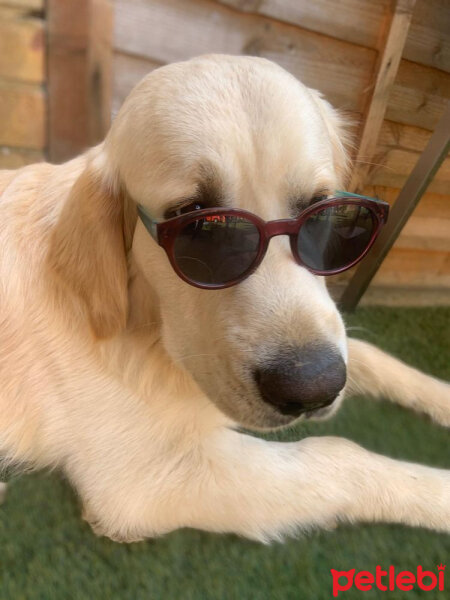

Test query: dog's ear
[48,160,129,339]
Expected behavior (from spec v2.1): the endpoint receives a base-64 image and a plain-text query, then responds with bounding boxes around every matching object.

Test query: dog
[0,55,449,542]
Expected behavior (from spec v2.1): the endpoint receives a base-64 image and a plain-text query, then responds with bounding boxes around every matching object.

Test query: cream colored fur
[0,55,449,540]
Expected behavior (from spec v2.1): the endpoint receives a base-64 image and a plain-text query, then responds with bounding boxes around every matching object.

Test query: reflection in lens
[297,204,374,272]
[173,215,260,285]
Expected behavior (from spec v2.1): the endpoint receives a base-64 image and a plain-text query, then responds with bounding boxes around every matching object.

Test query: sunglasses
[137,192,389,289]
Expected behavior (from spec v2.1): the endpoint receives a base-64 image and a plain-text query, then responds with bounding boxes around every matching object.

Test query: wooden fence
[0,0,449,301]
[0,0,45,167]
[111,0,450,298]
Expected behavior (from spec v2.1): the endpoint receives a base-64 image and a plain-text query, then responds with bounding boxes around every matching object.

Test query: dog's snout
[254,345,346,416]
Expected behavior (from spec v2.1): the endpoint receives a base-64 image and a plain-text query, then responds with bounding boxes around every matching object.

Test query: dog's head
[50,55,351,429]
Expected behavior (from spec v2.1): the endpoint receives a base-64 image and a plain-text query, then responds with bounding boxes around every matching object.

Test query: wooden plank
[0,5,30,17]
[0,0,43,9]
[329,248,450,288]
[378,120,432,153]
[329,284,450,306]
[369,173,449,195]
[369,148,450,195]
[0,146,44,168]
[363,186,450,251]
[113,1,448,126]
[220,0,450,71]
[387,60,450,130]
[350,0,416,192]
[373,248,450,287]
[0,80,45,148]
[0,14,45,83]
[412,193,450,219]
[340,102,450,310]
[47,0,113,163]
[353,119,439,156]
[356,286,450,307]
[404,0,450,72]
[112,52,162,116]
[114,0,376,113]
[218,0,388,49]
[396,215,450,251]
[363,186,450,219]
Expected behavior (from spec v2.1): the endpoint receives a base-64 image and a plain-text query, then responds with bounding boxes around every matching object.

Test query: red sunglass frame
[146,197,389,290]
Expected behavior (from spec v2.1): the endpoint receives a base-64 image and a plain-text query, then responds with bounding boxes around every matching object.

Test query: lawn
[1,307,449,599]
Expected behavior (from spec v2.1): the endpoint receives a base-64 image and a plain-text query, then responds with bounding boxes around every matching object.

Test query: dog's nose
[254,345,346,416]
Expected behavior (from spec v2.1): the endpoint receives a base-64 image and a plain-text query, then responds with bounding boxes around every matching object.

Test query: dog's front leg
[143,431,450,541]
[346,338,450,426]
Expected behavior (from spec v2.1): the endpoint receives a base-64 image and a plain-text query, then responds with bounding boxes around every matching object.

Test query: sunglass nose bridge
[265,218,299,240]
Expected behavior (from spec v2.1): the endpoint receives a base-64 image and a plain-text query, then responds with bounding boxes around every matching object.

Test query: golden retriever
[0,55,449,542]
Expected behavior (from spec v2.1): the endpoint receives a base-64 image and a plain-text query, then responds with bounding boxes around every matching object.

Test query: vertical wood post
[349,0,416,192]
[47,0,113,163]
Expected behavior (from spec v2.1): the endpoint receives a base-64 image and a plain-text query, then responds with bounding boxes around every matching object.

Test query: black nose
[254,345,346,416]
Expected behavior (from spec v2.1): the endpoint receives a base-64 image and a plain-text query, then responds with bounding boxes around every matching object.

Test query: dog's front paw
[419,470,450,533]
[427,382,450,427]
[82,506,145,543]
[436,472,450,531]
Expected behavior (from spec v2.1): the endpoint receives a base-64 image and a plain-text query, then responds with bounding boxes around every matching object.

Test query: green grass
[1,307,449,600]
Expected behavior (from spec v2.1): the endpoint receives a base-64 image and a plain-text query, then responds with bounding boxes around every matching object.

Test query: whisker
[347,358,372,369]
[174,353,217,364]
[345,326,374,334]
[127,321,158,333]
[353,159,396,172]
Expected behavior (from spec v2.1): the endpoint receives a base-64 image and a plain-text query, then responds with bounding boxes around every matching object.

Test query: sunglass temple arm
[137,204,161,241]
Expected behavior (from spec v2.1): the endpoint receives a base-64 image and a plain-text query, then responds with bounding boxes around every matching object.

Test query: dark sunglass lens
[297,204,375,272]
[173,215,260,285]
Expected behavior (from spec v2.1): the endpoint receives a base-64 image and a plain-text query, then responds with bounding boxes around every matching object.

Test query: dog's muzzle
[253,345,346,417]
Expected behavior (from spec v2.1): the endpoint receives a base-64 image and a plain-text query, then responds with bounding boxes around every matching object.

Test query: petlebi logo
[330,564,445,597]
